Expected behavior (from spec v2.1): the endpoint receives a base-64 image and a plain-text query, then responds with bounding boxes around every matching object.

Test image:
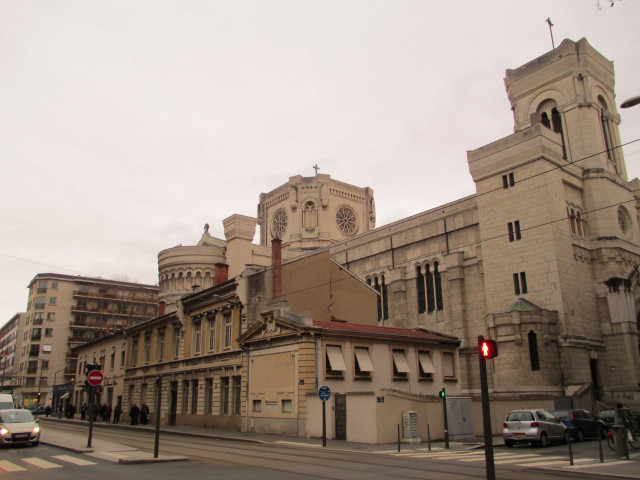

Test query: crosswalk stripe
[22,457,62,469]
[53,455,97,466]
[0,460,26,472]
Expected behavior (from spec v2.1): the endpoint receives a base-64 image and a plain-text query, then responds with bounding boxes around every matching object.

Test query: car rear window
[553,410,569,419]
[507,411,534,421]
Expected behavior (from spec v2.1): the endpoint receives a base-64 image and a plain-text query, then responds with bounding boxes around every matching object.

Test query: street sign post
[318,386,331,447]
[86,369,103,448]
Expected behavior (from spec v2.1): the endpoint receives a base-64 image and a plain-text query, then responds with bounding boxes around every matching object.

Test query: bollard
[613,425,626,458]
[428,424,431,451]
[566,431,573,466]
[397,424,401,453]
[597,427,603,463]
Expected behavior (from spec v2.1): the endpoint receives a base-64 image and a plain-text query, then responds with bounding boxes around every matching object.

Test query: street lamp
[621,96,640,109]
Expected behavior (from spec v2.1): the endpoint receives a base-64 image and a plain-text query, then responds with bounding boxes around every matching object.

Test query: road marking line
[458,454,539,463]
[22,457,62,469]
[517,458,594,467]
[494,455,547,464]
[0,460,26,472]
[563,460,630,469]
[53,455,97,466]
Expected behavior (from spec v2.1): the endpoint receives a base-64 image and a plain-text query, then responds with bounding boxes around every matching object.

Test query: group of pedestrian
[128,403,150,425]
[79,402,121,423]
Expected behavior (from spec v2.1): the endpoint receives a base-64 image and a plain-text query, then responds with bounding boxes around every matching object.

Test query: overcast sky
[1,1,639,326]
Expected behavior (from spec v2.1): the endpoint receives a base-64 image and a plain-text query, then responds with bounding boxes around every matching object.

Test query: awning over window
[60,392,69,399]
[354,347,374,372]
[418,352,435,374]
[326,345,346,371]
[392,350,410,373]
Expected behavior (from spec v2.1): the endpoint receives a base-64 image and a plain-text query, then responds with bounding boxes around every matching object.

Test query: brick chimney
[158,301,166,316]
[214,263,229,285]
[272,239,282,298]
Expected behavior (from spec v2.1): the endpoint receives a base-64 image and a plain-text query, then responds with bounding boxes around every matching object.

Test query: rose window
[272,210,288,239]
[336,207,357,235]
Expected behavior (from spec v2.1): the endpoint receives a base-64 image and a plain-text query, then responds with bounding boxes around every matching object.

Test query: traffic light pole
[478,335,496,480]
[441,388,449,449]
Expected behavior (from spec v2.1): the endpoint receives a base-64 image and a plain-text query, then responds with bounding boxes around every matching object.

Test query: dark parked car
[552,409,605,441]
[26,405,46,416]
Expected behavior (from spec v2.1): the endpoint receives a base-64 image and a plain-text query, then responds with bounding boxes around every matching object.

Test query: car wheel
[31,441,39,447]
[505,440,514,448]
[538,432,548,448]
[576,430,584,442]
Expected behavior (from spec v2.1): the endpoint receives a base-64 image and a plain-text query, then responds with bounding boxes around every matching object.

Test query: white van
[0,394,14,409]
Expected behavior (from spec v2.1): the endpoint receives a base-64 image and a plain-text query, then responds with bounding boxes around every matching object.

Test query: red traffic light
[480,339,498,359]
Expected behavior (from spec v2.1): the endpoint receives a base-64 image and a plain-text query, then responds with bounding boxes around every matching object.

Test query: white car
[503,409,568,448]
[0,409,40,447]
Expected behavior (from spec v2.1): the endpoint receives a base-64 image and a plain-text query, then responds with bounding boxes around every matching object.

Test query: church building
[154,37,640,428]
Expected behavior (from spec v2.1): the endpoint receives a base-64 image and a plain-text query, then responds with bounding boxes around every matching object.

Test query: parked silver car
[503,409,568,448]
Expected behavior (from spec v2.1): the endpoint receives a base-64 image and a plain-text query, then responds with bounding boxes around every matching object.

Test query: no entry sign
[87,370,104,386]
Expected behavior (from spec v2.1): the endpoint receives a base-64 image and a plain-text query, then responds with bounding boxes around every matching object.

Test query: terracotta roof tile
[312,320,459,343]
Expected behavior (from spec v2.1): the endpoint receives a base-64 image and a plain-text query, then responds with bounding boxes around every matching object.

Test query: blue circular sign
[318,386,331,401]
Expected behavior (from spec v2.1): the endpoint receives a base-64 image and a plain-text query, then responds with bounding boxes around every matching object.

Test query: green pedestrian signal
[439,388,446,398]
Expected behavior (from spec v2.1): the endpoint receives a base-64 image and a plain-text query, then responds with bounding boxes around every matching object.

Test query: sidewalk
[37,415,481,460]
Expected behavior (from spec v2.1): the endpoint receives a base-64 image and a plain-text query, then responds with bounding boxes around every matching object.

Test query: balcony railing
[34,303,45,310]
[70,305,154,319]
[72,290,157,304]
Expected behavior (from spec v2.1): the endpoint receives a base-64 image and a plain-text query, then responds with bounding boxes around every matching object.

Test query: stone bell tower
[469,38,640,405]
[257,174,375,251]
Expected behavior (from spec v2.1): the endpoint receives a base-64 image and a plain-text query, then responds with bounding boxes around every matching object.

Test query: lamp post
[621,96,640,109]
[52,367,66,413]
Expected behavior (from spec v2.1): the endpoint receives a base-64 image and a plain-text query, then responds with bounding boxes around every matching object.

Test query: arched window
[416,266,426,314]
[598,96,619,174]
[528,330,540,371]
[538,101,567,160]
[570,209,577,235]
[370,274,389,322]
[417,262,444,313]
[551,108,567,160]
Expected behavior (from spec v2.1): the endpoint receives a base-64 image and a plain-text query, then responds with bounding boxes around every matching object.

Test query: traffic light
[439,388,446,399]
[85,363,102,374]
[480,339,498,359]
[95,387,101,395]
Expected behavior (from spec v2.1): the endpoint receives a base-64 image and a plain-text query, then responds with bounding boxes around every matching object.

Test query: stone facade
[151,38,640,424]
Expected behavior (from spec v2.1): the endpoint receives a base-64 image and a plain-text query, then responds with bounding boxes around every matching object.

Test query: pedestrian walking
[106,404,112,423]
[129,404,140,425]
[113,404,122,424]
[80,403,88,421]
[140,404,149,425]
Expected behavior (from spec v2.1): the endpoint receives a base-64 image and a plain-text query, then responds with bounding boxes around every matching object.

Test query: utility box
[402,411,420,443]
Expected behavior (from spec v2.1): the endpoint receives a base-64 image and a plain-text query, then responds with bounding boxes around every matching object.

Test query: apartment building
[0,313,24,395]
[14,273,158,407]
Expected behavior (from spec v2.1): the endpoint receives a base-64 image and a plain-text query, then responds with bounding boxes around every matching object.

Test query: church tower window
[538,101,566,160]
